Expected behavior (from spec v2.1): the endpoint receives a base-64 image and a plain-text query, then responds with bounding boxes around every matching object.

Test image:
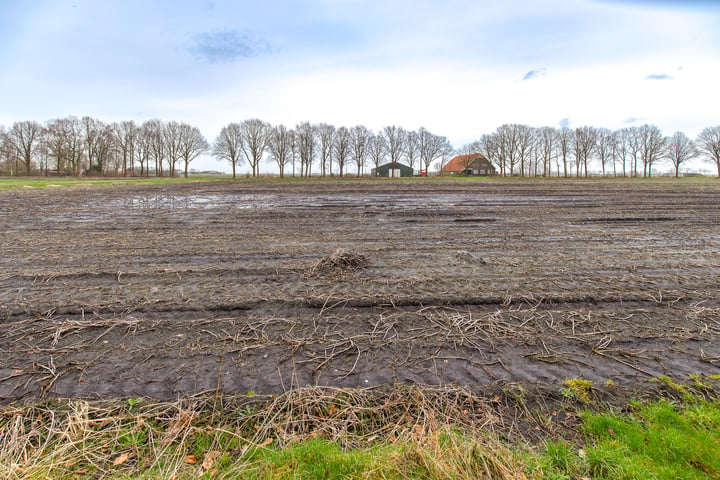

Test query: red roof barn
[441,154,496,176]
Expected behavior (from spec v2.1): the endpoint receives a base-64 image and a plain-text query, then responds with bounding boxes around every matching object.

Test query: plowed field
[1,179,719,403]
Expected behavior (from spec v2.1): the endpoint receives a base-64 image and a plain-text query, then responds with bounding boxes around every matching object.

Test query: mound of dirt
[307,248,369,277]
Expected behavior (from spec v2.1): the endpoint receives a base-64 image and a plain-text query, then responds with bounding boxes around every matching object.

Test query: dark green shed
[371,162,414,177]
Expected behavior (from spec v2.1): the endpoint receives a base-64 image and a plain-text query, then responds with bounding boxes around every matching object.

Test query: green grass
[0,175,235,189]
[581,399,720,479]
[529,397,720,479]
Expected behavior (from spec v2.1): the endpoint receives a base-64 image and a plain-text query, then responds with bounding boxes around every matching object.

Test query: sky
[1,0,719,173]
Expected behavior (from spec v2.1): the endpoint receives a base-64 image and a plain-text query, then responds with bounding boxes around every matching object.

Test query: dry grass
[2,375,719,479]
[305,248,369,277]
[0,384,512,479]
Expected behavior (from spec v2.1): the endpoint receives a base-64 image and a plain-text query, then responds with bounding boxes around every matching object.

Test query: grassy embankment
[2,377,720,479]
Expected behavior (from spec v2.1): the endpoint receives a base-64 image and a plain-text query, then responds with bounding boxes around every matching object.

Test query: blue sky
[1,0,719,172]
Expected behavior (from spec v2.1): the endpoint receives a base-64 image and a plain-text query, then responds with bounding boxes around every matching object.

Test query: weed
[561,378,593,404]
[689,373,712,390]
[502,382,526,404]
[651,375,689,394]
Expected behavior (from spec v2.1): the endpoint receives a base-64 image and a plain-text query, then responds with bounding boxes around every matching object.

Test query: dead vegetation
[305,248,369,277]
[0,385,514,479]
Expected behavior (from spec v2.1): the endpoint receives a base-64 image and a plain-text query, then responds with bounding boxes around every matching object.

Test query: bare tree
[610,130,625,177]
[482,124,524,176]
[142,119,166,176]
[350,125,370,176]
[477,133,501,174]
[268,124,294,178]
[83,116,114,175]
[96,124,115,175]
[516,125,534,177]
[418,127,450,176]
[212,122,244,179]
[438,142,456,172]
[537,127,556,176]
[625,126,644,177]
[495,124,524,176]
[595,128,613,177]
[697,126,720,177]
[367,133,386,174]
[638,124,664,177]
[135,122,153,177]
[89,119,115,175]
[239,119,270,177]
[530,129,542,176]
[289,129,298,177]
[0,126,12,174]
[82,116,99,174]
[295,122,316,178]
[163,121,184,177]
[574,126,597,177]
[43,119,71,174]
[106,142,122,174]
[7,120,42,175]
[333,126,351,176]
[44,117,84,175]
[177,123,209,178]
[404,130,420,174]
[382,125,406,177]
[113,121,138,176]
[664,131,697,177]
[316,123,335,177]
[557,127,574,178]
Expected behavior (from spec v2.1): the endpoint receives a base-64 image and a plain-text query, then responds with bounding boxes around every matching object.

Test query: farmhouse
[441,154,496,176]
[371,162,414,178]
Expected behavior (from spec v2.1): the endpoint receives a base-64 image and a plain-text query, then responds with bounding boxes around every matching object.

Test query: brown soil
[1,179,719,404]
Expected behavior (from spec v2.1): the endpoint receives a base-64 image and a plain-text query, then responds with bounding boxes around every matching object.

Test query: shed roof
[377,162,412,170]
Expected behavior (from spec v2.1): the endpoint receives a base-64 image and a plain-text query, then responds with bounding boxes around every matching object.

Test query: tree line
[467,124,720,178]
[0,117,208,178]
[212,121,455,178]
[1,116,719,177]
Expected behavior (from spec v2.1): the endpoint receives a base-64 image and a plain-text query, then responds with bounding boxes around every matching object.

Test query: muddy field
[1,179,719,404]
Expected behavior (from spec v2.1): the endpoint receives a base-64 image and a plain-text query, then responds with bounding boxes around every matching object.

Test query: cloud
[558,118,571,129]
[623,117,641,124]
[521,68,546,81]
[188,29,271,63]
[645,73,674,80]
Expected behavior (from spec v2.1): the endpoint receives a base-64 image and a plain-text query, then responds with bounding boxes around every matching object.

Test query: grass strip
[1,381,719,479]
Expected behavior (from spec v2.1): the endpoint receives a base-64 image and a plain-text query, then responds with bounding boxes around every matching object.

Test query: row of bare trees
[0,118,208,177]
[2,116,719,178]
[468,124,720,178]
[212,119,454,178]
